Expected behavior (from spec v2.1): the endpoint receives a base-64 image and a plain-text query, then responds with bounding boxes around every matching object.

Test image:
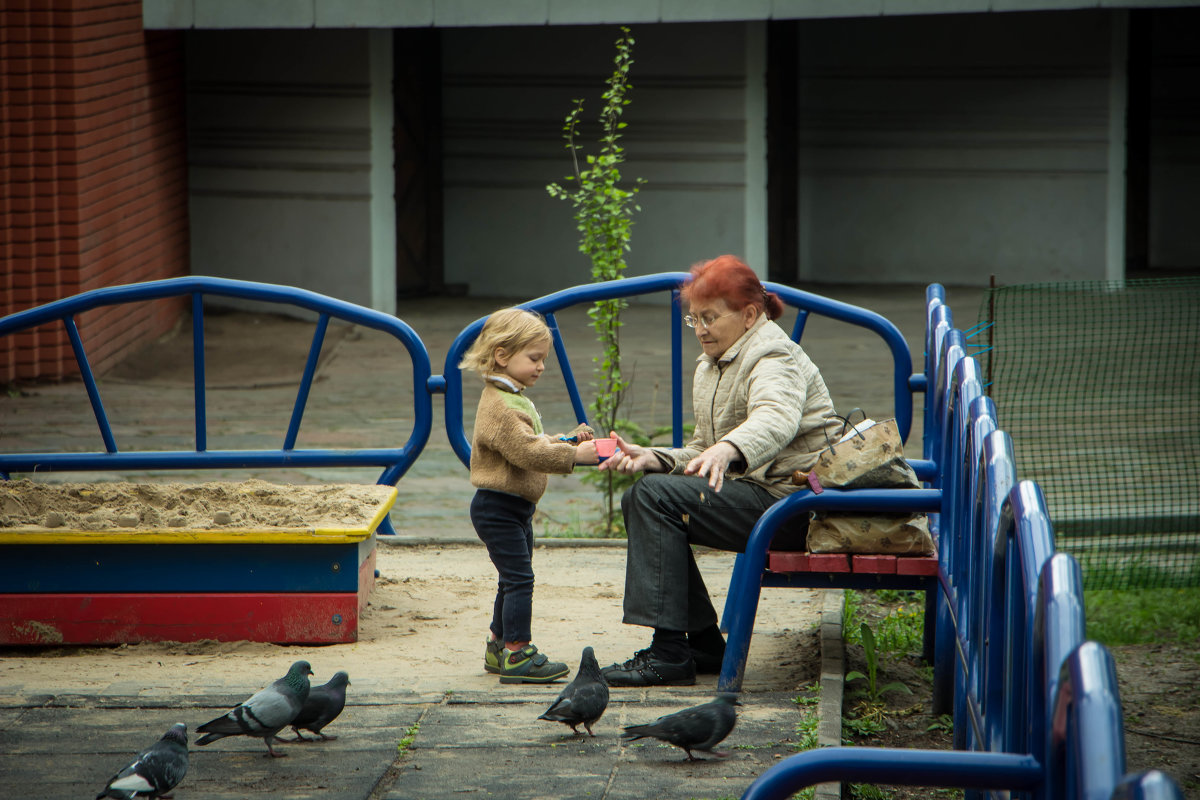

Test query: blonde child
[459,307,597,683]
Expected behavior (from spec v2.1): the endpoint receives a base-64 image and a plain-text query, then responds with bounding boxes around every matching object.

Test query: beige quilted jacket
[649,315,840,498]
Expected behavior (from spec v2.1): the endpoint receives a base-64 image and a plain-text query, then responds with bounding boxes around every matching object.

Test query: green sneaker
[484,638,504,674]
[498,644,570,684]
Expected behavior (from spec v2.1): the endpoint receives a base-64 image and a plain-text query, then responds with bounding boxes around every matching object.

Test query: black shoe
[690,647,724,675]
[601,648,696,687]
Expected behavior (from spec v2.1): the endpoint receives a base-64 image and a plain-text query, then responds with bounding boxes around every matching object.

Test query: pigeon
[621,693,740,761]
[95,722,188,800]
[289,670,350,741]
[196,659,313,757]
[538,646,609,736]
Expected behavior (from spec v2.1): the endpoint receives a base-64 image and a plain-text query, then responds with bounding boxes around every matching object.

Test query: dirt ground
[0,540,823,699]
[849,595,1200,799]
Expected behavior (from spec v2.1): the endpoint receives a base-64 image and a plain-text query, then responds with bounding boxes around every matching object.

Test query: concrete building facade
[3,0,1198,381]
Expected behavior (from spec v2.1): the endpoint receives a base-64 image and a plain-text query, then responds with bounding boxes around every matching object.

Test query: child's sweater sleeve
[482,402,577,475]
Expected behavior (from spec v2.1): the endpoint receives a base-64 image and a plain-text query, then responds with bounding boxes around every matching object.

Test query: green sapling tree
[547,26,646,535]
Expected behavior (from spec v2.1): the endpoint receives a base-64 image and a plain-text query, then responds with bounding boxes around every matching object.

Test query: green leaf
[880,681,913,696]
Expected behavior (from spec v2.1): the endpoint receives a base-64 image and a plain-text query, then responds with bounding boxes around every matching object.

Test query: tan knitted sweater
[468,375,582,503]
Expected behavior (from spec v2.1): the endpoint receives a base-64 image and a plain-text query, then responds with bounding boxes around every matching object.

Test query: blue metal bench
[733,286,1184,800]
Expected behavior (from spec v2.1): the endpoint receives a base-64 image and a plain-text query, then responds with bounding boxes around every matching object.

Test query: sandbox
[0,479,397,646]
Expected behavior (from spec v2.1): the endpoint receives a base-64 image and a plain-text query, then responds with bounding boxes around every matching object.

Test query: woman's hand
[597,431,663,475]
[684,441,741,492]
[575,440,599,465]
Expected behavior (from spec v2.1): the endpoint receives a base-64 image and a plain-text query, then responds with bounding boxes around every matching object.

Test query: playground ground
[1,283,1196,797]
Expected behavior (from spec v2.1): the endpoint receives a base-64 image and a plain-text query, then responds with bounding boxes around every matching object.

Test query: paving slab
[381,689,805,800]
[0,694,421,800]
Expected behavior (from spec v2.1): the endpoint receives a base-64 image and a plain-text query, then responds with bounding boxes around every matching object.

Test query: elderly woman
[598,255,840,687]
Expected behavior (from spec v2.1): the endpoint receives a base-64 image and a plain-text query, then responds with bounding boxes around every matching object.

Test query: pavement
[0,282,984,800]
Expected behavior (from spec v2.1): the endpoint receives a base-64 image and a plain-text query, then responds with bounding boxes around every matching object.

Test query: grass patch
[1084,587,1200,646]
[397,721,420,755]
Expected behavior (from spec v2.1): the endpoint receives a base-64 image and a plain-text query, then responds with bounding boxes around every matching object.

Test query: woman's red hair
[680,254,784,320]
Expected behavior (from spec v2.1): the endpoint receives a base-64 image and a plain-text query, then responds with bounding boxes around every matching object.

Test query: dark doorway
[394,29,446,296]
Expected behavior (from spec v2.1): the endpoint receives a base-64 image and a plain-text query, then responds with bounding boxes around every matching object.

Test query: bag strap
[823,408,869,448]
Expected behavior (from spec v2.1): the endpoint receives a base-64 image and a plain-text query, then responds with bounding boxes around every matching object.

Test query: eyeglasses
[683,311,736,330]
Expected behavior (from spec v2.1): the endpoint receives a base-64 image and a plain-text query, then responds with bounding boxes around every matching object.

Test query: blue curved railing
[736,283,1184,799]
[438,272,917,468]
[0,277,433,534]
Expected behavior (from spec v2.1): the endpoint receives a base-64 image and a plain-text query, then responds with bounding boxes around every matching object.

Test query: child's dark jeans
[470,488,536,644]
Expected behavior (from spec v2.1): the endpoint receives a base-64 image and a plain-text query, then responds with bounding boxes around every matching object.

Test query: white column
[744,21,769,278]
[369,29,397,314]
[1106,10,1129,283]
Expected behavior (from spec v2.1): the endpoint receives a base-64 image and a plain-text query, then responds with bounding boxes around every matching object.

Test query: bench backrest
[439,272,918,467]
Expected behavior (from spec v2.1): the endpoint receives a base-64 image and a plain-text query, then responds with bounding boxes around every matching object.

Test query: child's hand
[575,440,599,465]
[574,429,594,442]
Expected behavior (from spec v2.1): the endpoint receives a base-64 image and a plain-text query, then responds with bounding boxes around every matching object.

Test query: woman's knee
[622,472,672,513]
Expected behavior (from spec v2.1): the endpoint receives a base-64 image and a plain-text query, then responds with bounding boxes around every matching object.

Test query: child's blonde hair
[459,307,552,376]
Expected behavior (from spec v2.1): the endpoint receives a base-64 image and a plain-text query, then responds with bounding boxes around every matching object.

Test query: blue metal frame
[738,486,1175,800]
[719,487,942,692]
[0,278,434,534]
[737,283,1183,798]
[438,272,917,467]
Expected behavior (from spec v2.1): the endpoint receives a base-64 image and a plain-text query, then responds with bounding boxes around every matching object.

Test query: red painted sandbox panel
[0,592,359,645]
[358,545,376,612]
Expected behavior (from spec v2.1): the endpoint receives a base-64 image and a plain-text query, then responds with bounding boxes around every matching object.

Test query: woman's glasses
[683,311,736,330]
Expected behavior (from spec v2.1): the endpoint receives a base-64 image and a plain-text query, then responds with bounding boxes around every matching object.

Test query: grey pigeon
[538,646,609,736]
[95,722,188,800]
[289,670,350,741]
[196,659,313,757]
[621,693,740,761]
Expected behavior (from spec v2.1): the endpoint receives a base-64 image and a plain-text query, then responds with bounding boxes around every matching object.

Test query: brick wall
[0,0,189,383]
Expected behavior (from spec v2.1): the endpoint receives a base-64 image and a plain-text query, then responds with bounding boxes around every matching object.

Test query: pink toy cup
[594,437,617,462]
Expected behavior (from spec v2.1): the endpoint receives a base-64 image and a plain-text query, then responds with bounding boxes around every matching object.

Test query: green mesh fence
[976,278,1200,590]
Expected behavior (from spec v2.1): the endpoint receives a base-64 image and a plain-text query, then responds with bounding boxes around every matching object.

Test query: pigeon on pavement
[289,670,350,741]
[621,693,740,761]
[538,646,609,736]
[196,659,313,757]
[95,722,189,800]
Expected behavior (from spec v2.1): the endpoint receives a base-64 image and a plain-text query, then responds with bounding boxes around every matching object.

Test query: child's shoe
[484,638,504,674]
[497,643,570,684]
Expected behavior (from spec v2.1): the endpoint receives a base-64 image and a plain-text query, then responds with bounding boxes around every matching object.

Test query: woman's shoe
[600,648,696,687]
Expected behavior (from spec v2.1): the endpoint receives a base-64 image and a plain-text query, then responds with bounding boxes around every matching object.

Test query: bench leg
[932,586,955,717]
[718,550,766,693]
[922,585,937,663]
[719,553,745,634]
